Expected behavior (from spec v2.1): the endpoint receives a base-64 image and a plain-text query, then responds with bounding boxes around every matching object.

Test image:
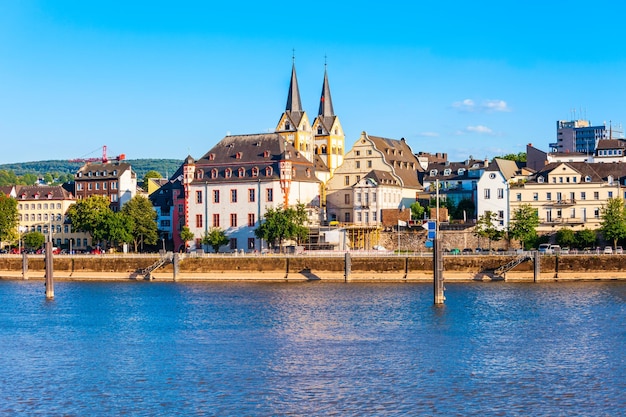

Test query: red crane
[69,145,125,163]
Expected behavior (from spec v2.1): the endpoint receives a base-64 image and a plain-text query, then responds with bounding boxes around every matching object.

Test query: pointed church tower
[312,66,344,174]
[276,60,313,162]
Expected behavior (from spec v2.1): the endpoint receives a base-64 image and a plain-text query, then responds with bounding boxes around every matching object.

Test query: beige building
[509,162,626,233]
[15,185,91,251]
[326,132,422,225]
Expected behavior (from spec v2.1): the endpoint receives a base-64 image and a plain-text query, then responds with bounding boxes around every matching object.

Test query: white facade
[476,170,509,229]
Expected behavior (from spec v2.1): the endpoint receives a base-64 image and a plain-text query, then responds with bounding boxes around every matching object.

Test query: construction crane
[69,145,126,164]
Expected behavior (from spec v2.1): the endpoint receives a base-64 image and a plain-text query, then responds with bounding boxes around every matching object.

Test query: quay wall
[1,254,626,282]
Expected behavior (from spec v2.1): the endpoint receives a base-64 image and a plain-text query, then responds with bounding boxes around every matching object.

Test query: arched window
[211,169,218,179]
[225,168,232,178]
[252,167,259,177]
[265,166,273,176]
[238,167,245,177]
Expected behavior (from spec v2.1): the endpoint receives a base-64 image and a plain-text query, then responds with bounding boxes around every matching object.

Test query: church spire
[318,66,334,117]
[285,62,302,113]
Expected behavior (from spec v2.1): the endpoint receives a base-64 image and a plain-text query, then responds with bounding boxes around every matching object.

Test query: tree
[66,195,114,245]
[104,211,134,249]
[600,197,626,249]
[499,152,526,162]
[179,226,194,252]
[255,204,309,252]
[0,194,19,245]
[22,231,45,251]
[508,204,539,249]
[555,228,576,248]
[142,170,162,187]
[121,195,158,252]
[410,202,425,221]
[575,228,597,249]
[202,228,229,253]
[474,211,503,250]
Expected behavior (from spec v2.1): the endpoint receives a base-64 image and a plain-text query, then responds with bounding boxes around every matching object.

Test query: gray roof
[368,134,423,188]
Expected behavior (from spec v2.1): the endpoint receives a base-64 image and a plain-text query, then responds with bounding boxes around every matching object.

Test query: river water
[1,280,624,416]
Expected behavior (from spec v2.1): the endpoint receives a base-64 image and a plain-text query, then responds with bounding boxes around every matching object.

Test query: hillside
[0,159,183,181]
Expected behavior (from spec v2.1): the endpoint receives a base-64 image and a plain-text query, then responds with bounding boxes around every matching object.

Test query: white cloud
[466,125,494,134]
[418,131,440,137]
[452,98,510,113]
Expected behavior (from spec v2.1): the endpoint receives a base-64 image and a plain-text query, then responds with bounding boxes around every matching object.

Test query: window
[266,188,273,202]
[344,194,350,204]
[357,193,362,203]
[373,193,377,203]
[252,167,259,177]
[196,190,202,204]
[594,208,600,219]
[546,192,552,201]
[111,194,118,203]
[196,214,203,228]
[211,169,218,179]
[356,161,360,168]
[533,193,538,201]
[367,160,372,168]
[581,192,586,200]
[248,238,255,250]
[516,193,522,201]
[231,189,237,203]
[103,182,107,190]
[213,214,220,228]
[249,189,255,202]
[345,176,350,186]
[213,190,220,203]
[238,167,245,177]
[556,192,562,202]
[497,188,504,199]
[594,191,599,200]
[265,167,272,176]
[357,212,362,222]
[484,189,490,199]
[344,212,350,222]
[498,210,504,219]
[225,168,232,178]
[229,238,237,250]
[608,191,613,198]
[230,213,237,227]
[248,213,255,227]
[88,183,92,190]
[178,204,183,213]
[111,181,118,190]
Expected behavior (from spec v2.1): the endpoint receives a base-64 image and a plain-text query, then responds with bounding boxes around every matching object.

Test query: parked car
[449,248,461,255]
[372,245,387,251]
[462,248,473,253]
[560,247,570,254]
[603,246,613,254]
[616,246,623,254]
[538,243,552,254]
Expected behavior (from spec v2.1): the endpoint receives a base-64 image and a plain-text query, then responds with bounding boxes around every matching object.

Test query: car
[538,243,552,254]
[603,246,613,254]
[372,245,387,251]
[449,248,461,255]
[560,247,570,254]
[616,246,623,254]
[462,248,473,253]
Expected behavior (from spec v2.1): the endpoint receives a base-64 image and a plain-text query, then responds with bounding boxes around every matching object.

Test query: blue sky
[2,1,626,165]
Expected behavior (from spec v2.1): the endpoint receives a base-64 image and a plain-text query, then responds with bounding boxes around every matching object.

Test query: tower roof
[318,68,334,118]
[285,63,302,113]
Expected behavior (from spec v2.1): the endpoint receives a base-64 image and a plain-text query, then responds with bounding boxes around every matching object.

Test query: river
[1,280,624,416]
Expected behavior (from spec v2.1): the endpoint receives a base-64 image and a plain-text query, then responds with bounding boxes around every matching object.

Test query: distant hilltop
[0,158,183,180]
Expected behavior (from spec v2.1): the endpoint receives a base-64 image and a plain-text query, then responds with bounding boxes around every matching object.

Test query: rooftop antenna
[292,48,295,64]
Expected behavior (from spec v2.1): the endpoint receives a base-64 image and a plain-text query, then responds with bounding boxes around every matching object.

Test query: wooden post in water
[533,250,540,282]
[22,252,28,280]
[173,253,179,282]
[344,251,351,282]
[433,237,445,304]
[44,241,54,299]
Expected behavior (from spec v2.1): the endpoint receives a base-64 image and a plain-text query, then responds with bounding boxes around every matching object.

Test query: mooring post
[22,252,28,280]
[172,253,179,282]
[433,237,445,304]
[344,251,351,282]
[44,241,54,299]
[285,257,289,280]
[533,250,540,282]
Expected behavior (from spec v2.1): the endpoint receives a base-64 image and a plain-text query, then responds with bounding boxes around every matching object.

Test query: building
[550,119,622,154]
[326,132,422,226]
[173,133,320,253]
[15,185,91,251]
[74,160,137,211]
[509,162,626,234]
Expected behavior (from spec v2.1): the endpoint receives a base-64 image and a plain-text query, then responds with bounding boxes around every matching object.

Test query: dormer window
[252,167,259,177]
[211,169,218,179]
[317,126,323,134]
[292,168,296,177]
[95,171,100,177]
[585,175,592,183]
[265,166,273,176]
[209,153,216,161]
[238,167,245,177]
[458,168,466,175]
[608,175,614,185]
[263,150,270,158]
[537,176,544,183]
[306,168,311,178]
[443,168,451,176]
[472,163,479,168]
[102,171,107,176]
[77,172,82,178]
[429,169,438,176]
[47,193,53,199]
[236,152,242,159]
[196,170,204,179]
[21,193,26,199]
[88,172,92,177]
[225,168,232,178]
[285,122,291,130]
[113,170,117,176]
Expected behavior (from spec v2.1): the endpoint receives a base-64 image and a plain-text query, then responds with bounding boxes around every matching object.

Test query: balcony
[541,217,585,226]
[546,199,576,207]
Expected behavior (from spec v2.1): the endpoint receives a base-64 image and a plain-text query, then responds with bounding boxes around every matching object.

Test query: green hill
[0,159,183,182]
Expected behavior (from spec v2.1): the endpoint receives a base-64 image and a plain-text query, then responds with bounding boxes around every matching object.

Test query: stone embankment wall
[1,254,625,282]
